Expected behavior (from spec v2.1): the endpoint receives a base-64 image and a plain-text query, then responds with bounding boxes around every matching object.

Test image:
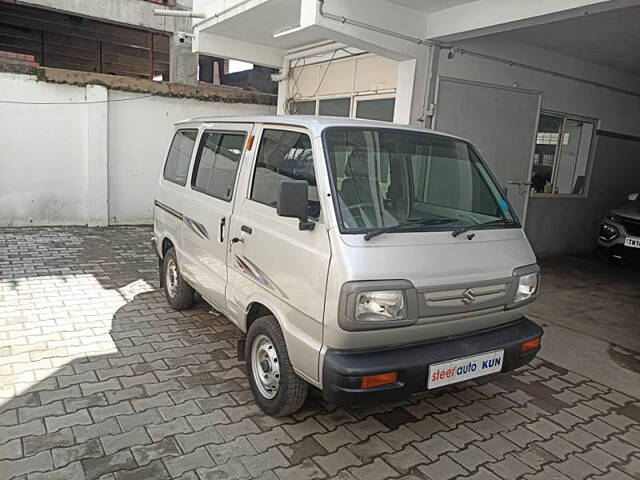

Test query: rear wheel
[162,248,194,310]
[246,316,308,416]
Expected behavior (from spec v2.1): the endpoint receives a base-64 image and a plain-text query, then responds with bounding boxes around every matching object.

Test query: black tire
[246,316,308,416]
[162,247,194,310]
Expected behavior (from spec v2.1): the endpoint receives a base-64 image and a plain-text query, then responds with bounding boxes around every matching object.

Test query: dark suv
[598,193,640,260]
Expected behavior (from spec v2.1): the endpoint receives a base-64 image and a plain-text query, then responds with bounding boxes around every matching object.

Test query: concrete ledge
[36,67,277,105]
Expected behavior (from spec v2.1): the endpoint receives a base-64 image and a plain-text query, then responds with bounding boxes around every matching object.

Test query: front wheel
[246,316,308,416]
[162,247,194,310]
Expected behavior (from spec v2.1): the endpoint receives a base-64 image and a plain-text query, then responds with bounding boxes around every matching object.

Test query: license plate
[624,237,640,248]
[428,350,504,389]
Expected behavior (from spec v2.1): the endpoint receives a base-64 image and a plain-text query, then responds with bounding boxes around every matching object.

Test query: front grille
[420,280,511,317]
[620,216,640,237]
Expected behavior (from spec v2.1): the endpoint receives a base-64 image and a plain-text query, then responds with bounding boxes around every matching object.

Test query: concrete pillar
[86,84,108,227]
[170,14,198,85]
[275,58,290,115]
[170,36,199,85]
[393,49,431,126]
[276,76,289,115]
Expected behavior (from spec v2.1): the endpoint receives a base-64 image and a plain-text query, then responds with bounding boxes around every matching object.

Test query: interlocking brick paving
[1,226,639,479]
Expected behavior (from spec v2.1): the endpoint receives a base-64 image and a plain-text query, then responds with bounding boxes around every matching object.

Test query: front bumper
[322,317,542,406]
[598,222,640,258]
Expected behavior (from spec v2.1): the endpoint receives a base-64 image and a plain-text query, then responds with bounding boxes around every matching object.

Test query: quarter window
[531,113,596,196]
[251,129,320,219]
[163,129,198,186]
[192,131,245,201]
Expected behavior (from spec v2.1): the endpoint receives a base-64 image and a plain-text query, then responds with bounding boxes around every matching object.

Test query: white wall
[0,72,275,226]
[0,73,89,225]
[107,91,273,224]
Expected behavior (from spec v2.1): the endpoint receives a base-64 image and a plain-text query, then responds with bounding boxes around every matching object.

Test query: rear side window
[250,129,320,219]
[192,131,246,201]
[163,129,198,186]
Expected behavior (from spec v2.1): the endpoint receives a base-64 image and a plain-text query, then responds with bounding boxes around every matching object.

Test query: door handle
[219,217,226,243]
[240,225,252,235]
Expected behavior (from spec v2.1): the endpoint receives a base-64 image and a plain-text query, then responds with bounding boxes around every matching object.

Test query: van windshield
[322,127,518,233]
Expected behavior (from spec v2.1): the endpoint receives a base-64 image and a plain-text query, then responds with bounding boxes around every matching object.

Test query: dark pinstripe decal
[154,200,182,220]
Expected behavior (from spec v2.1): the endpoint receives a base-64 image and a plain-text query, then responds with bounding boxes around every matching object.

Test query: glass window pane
[251,130,320,219]
[323,128,514,231]
[318,98,350,117]
[192,131,245,201]
[555,120,593,195]
[163,130,198,185]
[356,98,395,122]
[530,114,562,193]
[295,100,316,115]
[193,132,219,193]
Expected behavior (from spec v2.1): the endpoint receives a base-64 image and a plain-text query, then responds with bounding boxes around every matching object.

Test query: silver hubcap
[166,258,178,298]
[251,334,280,399]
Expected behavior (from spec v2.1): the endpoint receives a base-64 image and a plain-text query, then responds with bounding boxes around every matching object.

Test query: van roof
[175,115,464,140]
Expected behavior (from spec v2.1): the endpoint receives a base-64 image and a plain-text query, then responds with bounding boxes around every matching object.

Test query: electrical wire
[309,49,339,99]
[0,94,156,105]
[284,49,343,114]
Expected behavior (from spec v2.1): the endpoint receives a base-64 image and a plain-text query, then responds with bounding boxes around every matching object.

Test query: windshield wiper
[451,218,516,237]
[363,217,458,241]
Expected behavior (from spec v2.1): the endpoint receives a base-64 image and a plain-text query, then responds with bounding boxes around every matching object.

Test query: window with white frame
[292,95,395,122]
[355,97,395,122]
[530,112,596,196]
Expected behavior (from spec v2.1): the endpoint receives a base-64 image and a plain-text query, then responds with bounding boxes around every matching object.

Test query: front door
[435,77,541,224]
[227,125,331,382]
[181,123,253,311]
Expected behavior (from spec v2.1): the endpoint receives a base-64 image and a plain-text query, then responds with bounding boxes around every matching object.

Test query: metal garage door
[434,77,541,224]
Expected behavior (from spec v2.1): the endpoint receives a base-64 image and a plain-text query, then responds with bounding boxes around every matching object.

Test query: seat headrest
[345,150,370,178]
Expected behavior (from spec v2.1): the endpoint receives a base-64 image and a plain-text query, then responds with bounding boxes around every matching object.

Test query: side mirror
[277,180,315,231]
[628,192,639,201]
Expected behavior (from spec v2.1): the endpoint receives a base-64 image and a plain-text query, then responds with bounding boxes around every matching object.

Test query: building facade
[0,0,198,84]
[190,0,640,256]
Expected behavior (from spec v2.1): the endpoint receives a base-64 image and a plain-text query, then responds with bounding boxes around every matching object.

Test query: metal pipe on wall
[153,9,206,18]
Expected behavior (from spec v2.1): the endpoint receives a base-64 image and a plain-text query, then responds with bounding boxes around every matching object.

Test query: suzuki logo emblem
[461,288,477,305]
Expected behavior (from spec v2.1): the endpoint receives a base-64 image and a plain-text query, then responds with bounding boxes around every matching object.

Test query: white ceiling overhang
[192,0,640,76]
[192,0,429,66]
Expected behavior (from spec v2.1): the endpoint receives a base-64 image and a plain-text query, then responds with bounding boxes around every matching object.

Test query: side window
[191,131,245,201]
[163,129,198,186]
[250,129,320,220]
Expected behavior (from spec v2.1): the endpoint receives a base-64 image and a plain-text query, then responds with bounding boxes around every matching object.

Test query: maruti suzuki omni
[152,115,543,416]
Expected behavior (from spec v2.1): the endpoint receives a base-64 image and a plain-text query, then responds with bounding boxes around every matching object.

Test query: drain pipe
[153,9,206,18]
[271,60,290,83]
[421,44,441,128]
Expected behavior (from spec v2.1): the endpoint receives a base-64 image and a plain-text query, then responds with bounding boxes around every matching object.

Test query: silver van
[152,115,543,416]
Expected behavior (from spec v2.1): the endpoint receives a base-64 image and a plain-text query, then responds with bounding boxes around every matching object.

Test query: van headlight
[356,290,406,322]
[514,273,539,303]
[508,265,540,308]
[339,281,418,331]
